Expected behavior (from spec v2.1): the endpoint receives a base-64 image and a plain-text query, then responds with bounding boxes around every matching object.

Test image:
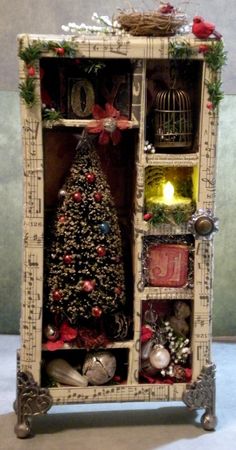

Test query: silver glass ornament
[82,351,116,385]
[43,324,59,342]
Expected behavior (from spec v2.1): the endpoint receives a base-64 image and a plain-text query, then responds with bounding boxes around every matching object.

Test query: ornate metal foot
[14,369,53,438]
[182,363,217,431]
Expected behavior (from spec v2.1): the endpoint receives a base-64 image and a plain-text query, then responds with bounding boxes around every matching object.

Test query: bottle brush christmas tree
[44,133,127,346]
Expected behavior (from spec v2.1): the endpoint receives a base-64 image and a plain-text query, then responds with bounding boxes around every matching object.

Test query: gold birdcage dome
[154,88,192,149]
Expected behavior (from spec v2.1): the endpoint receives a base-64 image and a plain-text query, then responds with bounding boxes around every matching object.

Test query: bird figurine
[159,2,175,14]
[192,16,222,40]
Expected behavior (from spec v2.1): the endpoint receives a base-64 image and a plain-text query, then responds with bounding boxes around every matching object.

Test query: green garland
[19,40,76,107]
[168,39,227,111]
[19,77,37,107]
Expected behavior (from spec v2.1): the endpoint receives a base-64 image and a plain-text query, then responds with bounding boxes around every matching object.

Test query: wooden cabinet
[15,33,220,438]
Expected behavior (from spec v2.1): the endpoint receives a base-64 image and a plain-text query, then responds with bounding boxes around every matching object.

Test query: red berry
[207,101,214,110]
[73,191,82,202]
[27,66,36,77]
[198,44,209,54]
[96,245,106,257]
[55,47,65,55]
[94,192,103,202]
[52,290,62,301]
[63,254,73,264]
[86,173,96,183]
[82,280,95,293]
[144,213,153,221]
[92,306,102,318]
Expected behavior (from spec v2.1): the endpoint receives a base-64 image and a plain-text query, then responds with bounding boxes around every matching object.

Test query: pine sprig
[19,77,37,107]
[168,41,194,59]
[204,41,227,72]
[46,40,76,57]
[18,43,44,66]
[206,79,224,109]
[42,108,63,121]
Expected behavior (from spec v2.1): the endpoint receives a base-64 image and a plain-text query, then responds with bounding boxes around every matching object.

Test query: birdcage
[154,88,192,149]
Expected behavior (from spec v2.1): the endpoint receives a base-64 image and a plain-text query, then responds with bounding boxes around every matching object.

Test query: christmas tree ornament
[86,172,96,183]
[43,324,59,341]
[99,222,110,234]
[73,191,82,202]
[149,344,171,369]
[82,280,96,293]
[58,189,67,200]
[46,358,88,387]
[52,290,63,301]
[93,192,103,202]
[96,245,106,257]
[82,351,116,385]
[63,254,73,265]
[91,306,102,318]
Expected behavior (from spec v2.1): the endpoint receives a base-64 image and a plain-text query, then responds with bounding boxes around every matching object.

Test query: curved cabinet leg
[14,368,53,438]
[182,362,217,431]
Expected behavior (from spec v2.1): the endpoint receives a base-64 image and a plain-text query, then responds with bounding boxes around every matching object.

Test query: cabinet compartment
[145,59,203,154]
[139,299,192,384]
[43,128,138,349]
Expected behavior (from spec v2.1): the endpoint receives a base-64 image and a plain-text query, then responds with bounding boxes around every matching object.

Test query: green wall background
[0,0,235,335]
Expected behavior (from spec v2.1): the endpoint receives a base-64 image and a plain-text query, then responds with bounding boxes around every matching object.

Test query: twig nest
[116,10,187,37]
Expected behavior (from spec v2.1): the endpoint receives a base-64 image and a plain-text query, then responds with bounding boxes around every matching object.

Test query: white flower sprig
[62,13,125,36]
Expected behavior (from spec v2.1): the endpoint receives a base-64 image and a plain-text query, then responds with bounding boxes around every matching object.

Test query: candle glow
[163,181,174,205]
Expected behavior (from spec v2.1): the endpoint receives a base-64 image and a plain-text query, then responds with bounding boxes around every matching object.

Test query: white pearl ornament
[149,345,171,369]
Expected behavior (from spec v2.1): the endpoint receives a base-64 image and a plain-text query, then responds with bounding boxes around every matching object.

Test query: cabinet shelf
[143,287,194,300]
[145,153,199,167]
[42,340,134,351]
[43,118,139,129]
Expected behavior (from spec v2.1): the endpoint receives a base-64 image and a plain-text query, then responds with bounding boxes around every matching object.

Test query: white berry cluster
[61,13,125,36]
[144,140,156,154]
[164,321,190,364]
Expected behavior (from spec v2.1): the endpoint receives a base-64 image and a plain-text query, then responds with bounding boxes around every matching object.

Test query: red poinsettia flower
[141,325,154,343]
[87,103,129,145]
[60,321,78,341]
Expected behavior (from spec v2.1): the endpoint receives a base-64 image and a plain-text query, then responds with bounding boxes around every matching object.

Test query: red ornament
[92,306,103,318]
[96,245,106,257]
[58,215,66,223]
[82,280,96,293]
[86,173,96,183]
[198,44,209,54]
[94,192,103,202]
[52,290,62,301]
[63,254,73,264]
[144,213,153,221]
[115,286,122,295]
[73,191,82,202]
[27,66,36,77]
[55,47,65,55]
[207,101,214,110]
